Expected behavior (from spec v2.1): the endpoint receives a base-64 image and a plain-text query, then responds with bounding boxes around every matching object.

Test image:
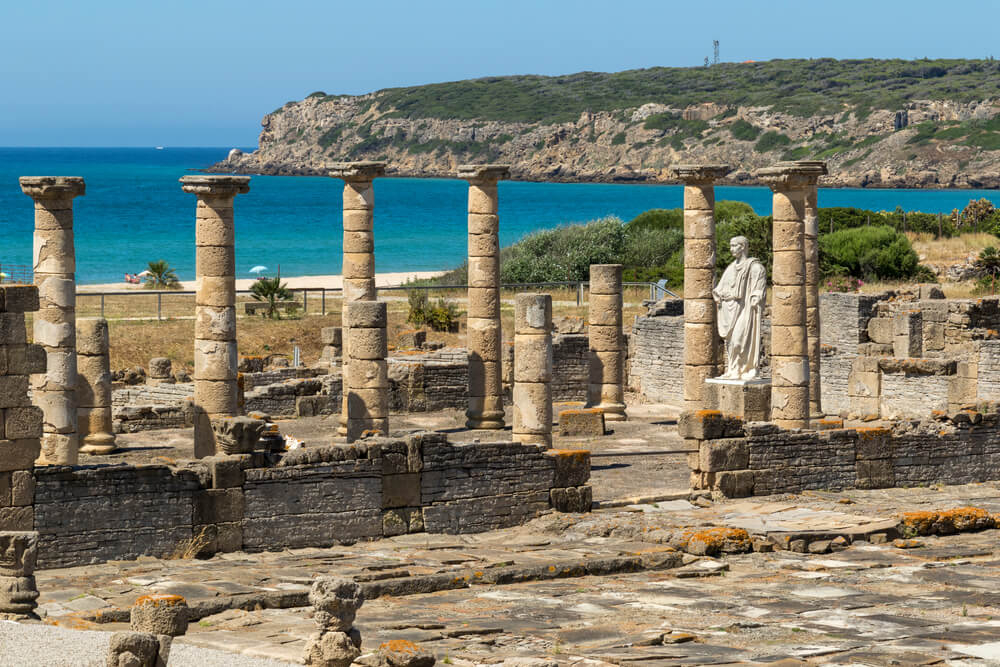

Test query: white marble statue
[712,236,767,380]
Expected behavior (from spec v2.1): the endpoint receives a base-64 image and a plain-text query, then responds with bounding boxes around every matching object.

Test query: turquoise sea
[1,147,999,285]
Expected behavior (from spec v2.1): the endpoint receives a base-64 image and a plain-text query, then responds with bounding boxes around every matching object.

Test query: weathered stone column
[345,301,388,442]
[671,165,731,411]
[330,162,385,437]
[0,284,44,531]
[21,176,84,464]
[799,160,828,417]
[459,164,510,430]
[513,293,553,446]
[758,163,823,429]
[76,319,116,455]
[586,264,627,421]
[0,531,39,619]
[181,175,249,458]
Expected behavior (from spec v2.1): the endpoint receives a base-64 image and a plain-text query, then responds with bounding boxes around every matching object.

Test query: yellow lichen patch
[545,448,590,463]
[694,410,723,420]
[898,507,995,537]
[854,427,890,439]
[134,594,186,608]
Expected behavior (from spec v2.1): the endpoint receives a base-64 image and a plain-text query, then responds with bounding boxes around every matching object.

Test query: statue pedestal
[704,377,771,421]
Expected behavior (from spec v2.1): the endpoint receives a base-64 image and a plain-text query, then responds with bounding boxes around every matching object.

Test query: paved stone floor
[21,479,1000,665]
[21,403,1000,664]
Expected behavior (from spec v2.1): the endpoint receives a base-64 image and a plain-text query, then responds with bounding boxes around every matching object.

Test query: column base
[465,412,506,430]
[591,403,627,421]
[79,433,117,456]
[704,378,771,422]
[513,433,552,446]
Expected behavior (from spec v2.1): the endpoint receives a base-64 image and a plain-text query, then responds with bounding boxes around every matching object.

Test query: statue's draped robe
[714,258,767,379]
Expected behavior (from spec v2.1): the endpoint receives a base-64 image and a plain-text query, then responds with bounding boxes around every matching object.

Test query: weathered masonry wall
[31,432,590,569]
[684,409,1000,498]
[628,301,684,404]
[819,292,880,416]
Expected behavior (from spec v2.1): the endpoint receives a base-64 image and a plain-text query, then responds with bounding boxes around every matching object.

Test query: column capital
[757,161,827,191]
[19,176,85,200]
[329,161,386,181]
[180,175,250,197]
[670,164,731,184]
[457,164,510,183]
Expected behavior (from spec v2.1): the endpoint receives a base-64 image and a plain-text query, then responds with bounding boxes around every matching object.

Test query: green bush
[610,132,626,145]
[729,119,761,141]
[755,131,792,152]
[406,292,463,331]
[625,208,683,232]
[819,226,920,280]
[500,217,626,283]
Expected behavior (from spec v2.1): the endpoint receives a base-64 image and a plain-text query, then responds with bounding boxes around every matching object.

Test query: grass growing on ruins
[907,231,997,264]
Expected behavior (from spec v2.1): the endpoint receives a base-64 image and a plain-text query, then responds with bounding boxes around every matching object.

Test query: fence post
[321,288,326,315]
[100,293,105,319]
[157,292,162,321]
[577,282,583,306]
[303,289,308,314]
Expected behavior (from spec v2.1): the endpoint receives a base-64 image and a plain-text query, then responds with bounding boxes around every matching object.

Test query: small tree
[975,246,1000,295]
[144,260,180,289]
[250,276,293,319]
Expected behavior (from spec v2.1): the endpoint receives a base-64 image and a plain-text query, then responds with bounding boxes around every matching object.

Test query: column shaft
[586,264,626,421]
[345,301,388,442]
[804,186,822,416]
[330,162,384,437]
[182,176,249,458]
[671,165,731,412]
[76,318,116,454]
[513,294,553,446]
[459,165,510,430]
[21,176,85,465]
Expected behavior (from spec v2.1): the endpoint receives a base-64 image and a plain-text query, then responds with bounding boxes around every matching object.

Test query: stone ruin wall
[31,431,590,569]
[682,409,1000,498]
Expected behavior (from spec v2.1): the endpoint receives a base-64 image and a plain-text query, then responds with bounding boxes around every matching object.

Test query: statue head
[729,235,749,260]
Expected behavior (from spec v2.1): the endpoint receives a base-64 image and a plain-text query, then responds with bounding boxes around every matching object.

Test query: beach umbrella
[136,270,152,277]
[249,265,268,274]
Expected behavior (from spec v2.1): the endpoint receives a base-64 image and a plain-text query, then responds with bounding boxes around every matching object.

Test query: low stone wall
[820,293,881,416]
[29,432,590,569]
[683,408,1000,498]
[242,367,321,391]
[551,334,589,402]
[629,308,684,404]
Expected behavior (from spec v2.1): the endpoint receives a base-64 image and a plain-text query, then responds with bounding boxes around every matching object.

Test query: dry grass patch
[907,231,997,264]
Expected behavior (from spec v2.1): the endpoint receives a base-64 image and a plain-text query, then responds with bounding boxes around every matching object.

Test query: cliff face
[213,92,1000,189]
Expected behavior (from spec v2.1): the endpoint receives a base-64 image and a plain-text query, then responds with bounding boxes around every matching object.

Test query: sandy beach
[77,270,445,293]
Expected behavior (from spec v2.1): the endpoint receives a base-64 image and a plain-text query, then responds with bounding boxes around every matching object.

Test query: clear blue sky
[2,0,997,147]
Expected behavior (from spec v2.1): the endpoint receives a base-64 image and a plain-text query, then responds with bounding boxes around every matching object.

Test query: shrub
[819,225,920,280]
[425,299,463,332]
[249,277,294,319]
[143,260,180,290]
[406,291,430,327]
[500,217,626,283]
[729,119,761,141]
[625,208,683,232]
[610,132,626,145]
[755,131,792,152]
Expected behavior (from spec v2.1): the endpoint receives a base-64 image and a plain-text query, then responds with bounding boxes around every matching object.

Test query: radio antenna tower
[713,40,720,65]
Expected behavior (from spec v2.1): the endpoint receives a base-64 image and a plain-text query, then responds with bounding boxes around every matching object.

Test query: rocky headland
[211,59,1000,188]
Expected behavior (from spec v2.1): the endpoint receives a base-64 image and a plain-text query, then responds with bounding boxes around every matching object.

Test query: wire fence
[74,281,676,321]
[0,264,32,285]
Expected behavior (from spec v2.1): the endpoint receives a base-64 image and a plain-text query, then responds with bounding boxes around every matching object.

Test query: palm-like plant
[976,246,1000,295]
[250,276,293,318]
[143,260,180,289]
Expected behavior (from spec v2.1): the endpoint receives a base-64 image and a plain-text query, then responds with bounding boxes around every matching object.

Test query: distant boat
[155,146,164,150]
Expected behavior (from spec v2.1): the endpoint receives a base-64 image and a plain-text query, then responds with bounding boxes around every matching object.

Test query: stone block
[206,455,245,488]
[713,470,754,498]
[558,408,606,436]
[0,286,39,313]
[131,594,189,637]
[106,631,169,667]
[703,380,770,421]
[0,531,38,577]
[194,489,245,525]
[211,417,265,455]
[396,329,426,350]
[856,459,894,489]
[867,317,894,345]
[550,485,593,513]
[0,506,33,531]
[382,473,420,508]
[544,449,591,487]
[75,319,108,356]
[0,439,39,472]
[677,410,743,440]
[321,327,343,346]
[855,427,893,460]
[4,407,42,440]
[699,438,749,472]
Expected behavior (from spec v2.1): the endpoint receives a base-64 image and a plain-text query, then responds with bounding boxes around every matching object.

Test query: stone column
[20,176,84,465]
[799,161,829,417]
[513,293,553,446]
[757,162,824,429]
[458,164,510,430]
[345,301,388,442]
[670,164,731,411]
[0,285,44,532]
[0,531,39,619]
[586,264,627,421]
[181,175,249,458]
[329,162,385,437]
[76,319,115,455]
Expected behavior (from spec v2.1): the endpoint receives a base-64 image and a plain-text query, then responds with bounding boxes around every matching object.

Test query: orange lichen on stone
[854,427,891,439]
[899,507,995,537]
[380,639,421,655]
[134,594,186,607]
[694,410,723,420]
[678,526,751,556]
[545,448,590,463]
